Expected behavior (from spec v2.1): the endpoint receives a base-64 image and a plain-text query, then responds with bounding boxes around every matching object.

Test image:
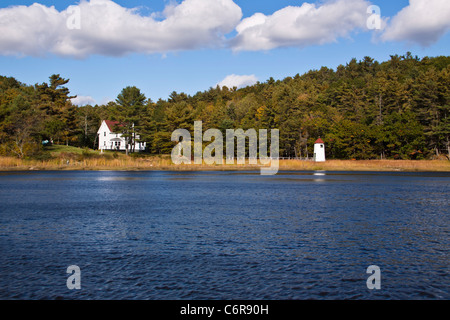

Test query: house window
[104,141,106,146]
[320,145,323,148]
[104,132,106,136]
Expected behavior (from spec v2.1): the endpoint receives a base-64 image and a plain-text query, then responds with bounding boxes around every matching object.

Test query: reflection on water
[0,170,448,300]
[95,177,147,181]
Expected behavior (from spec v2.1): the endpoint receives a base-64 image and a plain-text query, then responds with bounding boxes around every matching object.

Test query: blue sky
[0,0,449,105]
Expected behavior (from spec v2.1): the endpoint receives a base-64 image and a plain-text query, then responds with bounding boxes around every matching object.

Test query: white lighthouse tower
[314,138,326,162]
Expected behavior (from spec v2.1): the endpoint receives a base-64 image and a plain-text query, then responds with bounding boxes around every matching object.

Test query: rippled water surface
[0,170,448,300]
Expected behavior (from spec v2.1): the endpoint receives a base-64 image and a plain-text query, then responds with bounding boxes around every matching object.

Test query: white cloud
[217,74,258,89]
[0,0,242,58]
[99,97,114,105]
[71,95,96,106]
[231,0,371,51]
[381,0,450,46]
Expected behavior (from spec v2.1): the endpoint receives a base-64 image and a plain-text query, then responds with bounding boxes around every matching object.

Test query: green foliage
[0,54,449,160]
[81,148,94,158]
[115,86,147,153]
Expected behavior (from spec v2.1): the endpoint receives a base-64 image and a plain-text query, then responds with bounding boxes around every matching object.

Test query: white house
[97,120,146,152]
[314,138,326,162]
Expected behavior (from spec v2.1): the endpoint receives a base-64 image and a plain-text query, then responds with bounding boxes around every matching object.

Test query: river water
[0,170,448,300]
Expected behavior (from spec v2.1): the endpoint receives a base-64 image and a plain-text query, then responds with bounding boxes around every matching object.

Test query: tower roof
[315,138,324,144]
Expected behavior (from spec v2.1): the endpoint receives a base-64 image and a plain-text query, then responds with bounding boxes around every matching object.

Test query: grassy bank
[0,154,449,172]
[0,145,448,172]
[279,159,450,172]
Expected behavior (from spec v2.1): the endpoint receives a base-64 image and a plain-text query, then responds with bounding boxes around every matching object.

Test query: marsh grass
[0,155,449,172]
[278,159,450,172]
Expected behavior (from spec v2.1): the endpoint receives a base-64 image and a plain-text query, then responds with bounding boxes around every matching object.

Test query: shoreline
[0,158,449,172]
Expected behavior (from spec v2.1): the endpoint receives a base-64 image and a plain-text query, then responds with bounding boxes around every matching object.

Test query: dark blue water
[0,170,448,300]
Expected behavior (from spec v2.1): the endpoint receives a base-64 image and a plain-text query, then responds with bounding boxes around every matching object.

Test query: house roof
[315,138,324,144]
[104,120,124,132]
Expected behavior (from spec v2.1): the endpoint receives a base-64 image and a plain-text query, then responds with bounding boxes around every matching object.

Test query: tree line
[0,52,449,160]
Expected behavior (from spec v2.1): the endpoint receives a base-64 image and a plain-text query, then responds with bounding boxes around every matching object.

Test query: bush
[81,148,93,159]
[31,151,53,161]
[100,153,113,160]
[59,152,79,160]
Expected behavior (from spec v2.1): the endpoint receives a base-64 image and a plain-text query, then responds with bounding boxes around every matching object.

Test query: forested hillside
[1,52,449,160]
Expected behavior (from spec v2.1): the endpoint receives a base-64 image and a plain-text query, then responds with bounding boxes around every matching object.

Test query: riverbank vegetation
[1,52,449,161]
[0,151,449,172]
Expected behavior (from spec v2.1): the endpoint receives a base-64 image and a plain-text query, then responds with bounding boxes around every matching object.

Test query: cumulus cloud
[381,0,450,46]
[217,74,258,89]
[231,0,371,51]
[71,95,96,106]
[0,0,242,58]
